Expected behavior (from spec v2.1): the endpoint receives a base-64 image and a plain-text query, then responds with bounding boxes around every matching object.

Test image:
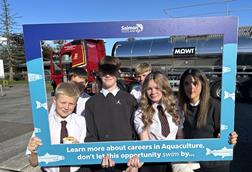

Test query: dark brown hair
[178,68,210,128]
[98,56,121,76]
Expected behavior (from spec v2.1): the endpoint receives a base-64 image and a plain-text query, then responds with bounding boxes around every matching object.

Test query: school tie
[60,121,70,172]
[106,92,114,103]
[157,105,170,137]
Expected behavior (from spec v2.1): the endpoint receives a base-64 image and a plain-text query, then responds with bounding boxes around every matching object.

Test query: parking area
[0,83,251,172]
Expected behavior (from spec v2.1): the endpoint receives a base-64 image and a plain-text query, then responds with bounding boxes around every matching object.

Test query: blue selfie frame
[23,16,238,166]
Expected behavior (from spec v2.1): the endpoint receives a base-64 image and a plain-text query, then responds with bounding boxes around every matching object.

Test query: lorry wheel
[211,81,222,99]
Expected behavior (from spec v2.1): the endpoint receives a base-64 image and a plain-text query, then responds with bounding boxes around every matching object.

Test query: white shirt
[130,85,142,102]
[76,95,90,116]
[100,87,120,97]
[26,110,86,172]
[134,103,183,141]
[49,112,86,145]
[48,102,56,117]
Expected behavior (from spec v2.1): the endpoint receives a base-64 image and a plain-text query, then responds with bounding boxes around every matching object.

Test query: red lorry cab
[50,39,106,94]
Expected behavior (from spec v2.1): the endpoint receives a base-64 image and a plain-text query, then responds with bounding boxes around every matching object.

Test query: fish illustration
[224,91,235,101]
[38,153,65,164]
[136,24,144,33]
[221,124,228,131]
[223,66,231,73]
[34,128,41,134]
[206,147,233,158]
[28,73,43,82]
[36,101,48,110]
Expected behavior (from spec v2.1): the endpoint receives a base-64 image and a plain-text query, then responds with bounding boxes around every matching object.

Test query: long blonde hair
[139,71,180,129]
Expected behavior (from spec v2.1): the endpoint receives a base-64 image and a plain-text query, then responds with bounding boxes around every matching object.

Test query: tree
[53,40,65,51]
[41,41,53,61]
[0,0,20,81]
[9,33,25,66]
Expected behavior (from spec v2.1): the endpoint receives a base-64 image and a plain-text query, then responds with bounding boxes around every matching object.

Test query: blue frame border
[23,16,238,166]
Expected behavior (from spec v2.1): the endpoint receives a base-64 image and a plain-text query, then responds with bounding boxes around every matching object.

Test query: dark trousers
[139,162,172,172]
[195,165,230,172]
[86,164,128,172]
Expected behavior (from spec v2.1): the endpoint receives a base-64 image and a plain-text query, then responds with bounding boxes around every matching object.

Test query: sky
[6,0,252,32]
[3,0,252,55]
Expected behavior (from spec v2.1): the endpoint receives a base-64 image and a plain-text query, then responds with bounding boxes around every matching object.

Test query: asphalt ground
[0,84,48,172]
[0,83,251,172]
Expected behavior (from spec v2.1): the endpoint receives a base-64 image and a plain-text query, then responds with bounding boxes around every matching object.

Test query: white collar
[53,111,73,124]
[152,103,165,110]
[100,87,120,97]
[190,100,200,106]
